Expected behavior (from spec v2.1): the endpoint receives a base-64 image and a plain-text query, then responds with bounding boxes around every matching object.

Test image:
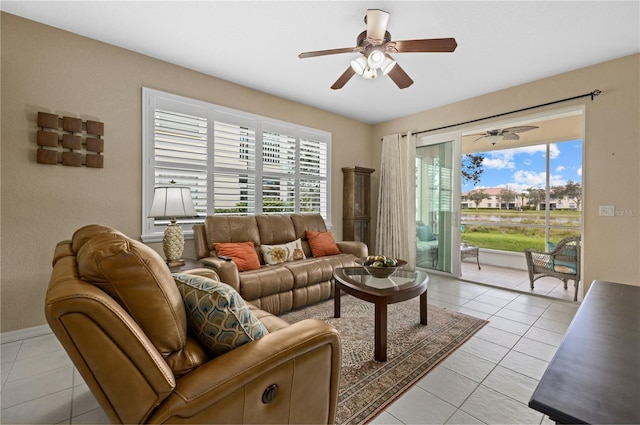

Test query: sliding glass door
[415,133,461,275]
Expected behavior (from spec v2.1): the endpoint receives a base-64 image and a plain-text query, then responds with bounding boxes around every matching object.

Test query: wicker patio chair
[525,236,581,301]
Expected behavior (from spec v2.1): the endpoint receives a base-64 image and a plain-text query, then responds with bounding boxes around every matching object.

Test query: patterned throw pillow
[173,273,268,356]
[554,264,577,274]
[260,239,306,265]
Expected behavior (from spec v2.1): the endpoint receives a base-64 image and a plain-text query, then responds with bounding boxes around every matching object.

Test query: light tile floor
[1,275,578,424]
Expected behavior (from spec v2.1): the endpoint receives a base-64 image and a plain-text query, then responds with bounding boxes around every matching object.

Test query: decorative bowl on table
[355,256,407,278]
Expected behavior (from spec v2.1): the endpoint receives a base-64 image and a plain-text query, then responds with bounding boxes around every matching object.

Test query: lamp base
[163,223,185,263]
[166,259,186,267]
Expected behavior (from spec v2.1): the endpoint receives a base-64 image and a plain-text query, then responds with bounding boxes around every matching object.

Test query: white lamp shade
[149,185,197,218]
[350,56,368,75]
[367,50,385,69]
[380,57,396,75]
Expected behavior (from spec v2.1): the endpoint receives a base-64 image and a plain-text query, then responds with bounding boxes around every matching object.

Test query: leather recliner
[44,225,341,424]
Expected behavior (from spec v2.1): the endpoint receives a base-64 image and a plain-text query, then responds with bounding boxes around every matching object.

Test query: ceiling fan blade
[386,38,458,53]
[502,133,520,141]
[472,136,487,143]
[331,67,356,90]
[387,63,414,89]
[298,47,357,59]
[366,9,390,41]
[503,125,539,134]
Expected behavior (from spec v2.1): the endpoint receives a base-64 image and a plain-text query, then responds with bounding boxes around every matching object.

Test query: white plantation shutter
[299,138,328,216]
[262,130,296,214]
[213,121,257,214]
[153,109,208,226]
[262,131,296,174]
[142,88,331,241]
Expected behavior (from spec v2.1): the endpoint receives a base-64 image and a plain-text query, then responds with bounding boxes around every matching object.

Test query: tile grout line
[454,290,546,415]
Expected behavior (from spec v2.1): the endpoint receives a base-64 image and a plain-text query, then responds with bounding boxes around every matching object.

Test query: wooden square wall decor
[36,112,105,168]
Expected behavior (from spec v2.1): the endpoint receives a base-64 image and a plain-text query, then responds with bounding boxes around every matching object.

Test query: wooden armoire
[342,166,375,247]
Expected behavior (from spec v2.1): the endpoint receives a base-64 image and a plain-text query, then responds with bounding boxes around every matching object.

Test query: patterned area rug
[279,295,488,425]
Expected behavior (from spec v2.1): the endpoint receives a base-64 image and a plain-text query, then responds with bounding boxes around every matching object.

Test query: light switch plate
[599,205,615,216]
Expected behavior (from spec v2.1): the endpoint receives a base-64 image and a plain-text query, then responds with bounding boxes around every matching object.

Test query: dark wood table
[167,258,206,273]
[333,267,428,362]
[529,280,640,424]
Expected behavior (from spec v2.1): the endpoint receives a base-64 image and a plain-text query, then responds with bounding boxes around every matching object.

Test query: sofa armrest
[336,240,368,258]
[193,223,210,259]
[176,268,221,282]
[199,257,241,291]
[149,319,341,424]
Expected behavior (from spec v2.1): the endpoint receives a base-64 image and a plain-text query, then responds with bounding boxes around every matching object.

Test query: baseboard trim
[1,324,52,344]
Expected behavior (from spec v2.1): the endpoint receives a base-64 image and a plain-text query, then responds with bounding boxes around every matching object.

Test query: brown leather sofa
[193,214,368,314]
[45,225,341,424]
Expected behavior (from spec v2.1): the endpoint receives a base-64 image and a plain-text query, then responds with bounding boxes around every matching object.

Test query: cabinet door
[353,220,369,245]
[354,173,370,217]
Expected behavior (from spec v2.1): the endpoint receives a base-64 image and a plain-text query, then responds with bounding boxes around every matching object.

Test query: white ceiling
[2,1,639,124]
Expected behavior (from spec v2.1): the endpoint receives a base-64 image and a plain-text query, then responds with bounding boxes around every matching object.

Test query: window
[142,89,331,241]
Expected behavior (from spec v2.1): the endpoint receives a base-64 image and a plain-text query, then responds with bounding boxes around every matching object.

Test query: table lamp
[148,181,197,266]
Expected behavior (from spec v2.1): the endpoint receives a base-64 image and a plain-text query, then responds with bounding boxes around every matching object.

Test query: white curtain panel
[375,132,417,267]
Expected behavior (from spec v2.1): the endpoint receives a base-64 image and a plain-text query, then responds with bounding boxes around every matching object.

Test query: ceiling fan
[470,126,539,145]
[298,9,457,90]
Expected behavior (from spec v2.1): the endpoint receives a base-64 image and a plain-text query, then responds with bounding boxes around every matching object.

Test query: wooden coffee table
[333,267,429,362]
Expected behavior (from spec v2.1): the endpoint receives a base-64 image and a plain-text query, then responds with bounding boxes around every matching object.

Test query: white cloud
[483,143,560,171]
[499,144,560,158]
[479,143,576,192]
[483,156,515,169]
[513,170,546,187]
[511,170,565,188]
[550,174,565,186]
[504,183,531,193]
[577,167,582,176]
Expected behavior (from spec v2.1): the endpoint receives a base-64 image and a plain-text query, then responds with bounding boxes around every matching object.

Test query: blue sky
[462,139,583,193]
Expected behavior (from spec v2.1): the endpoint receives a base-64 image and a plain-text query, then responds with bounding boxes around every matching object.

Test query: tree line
[465,181,582,210]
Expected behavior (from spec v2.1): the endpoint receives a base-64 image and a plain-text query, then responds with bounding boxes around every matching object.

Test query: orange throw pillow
[305,230,341,257]
[214,241,261,271]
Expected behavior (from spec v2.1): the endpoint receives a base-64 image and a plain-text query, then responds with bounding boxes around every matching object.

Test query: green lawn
[461,232,546,252]
[461,229,581,253]
[460,208,581,252]
[462,208,581,218]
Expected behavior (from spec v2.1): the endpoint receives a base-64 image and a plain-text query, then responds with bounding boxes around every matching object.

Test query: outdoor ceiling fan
[470,126,539,145]
[298,9,458,89]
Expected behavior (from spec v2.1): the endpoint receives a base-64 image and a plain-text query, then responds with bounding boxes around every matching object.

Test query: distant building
[461,187,580,210]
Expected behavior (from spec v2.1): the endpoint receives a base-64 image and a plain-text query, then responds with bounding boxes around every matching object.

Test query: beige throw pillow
[260,239,306,265]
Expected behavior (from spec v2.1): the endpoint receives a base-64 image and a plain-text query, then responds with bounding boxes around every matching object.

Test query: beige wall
[372,53,640,294]
[0,13,374,332]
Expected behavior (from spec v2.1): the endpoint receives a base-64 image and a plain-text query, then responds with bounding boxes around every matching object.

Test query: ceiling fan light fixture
[298,9,457,90]
[486,135,503,145]
[380,57,396,75]
[363,66,378,79]
[350,56,368,75]
[367,50,385,69]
